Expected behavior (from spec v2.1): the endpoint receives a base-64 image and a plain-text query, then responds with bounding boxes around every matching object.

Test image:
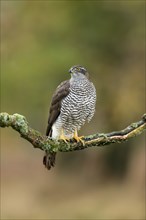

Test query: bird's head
[69,65,89,79]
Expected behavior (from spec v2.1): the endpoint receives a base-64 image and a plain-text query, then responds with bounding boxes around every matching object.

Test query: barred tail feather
[43,151,56,170]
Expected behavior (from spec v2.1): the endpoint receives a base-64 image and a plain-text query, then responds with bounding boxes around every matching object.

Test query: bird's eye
[81,68,86,73]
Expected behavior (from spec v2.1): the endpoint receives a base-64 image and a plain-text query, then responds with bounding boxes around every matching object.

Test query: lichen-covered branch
[0,112,146,153]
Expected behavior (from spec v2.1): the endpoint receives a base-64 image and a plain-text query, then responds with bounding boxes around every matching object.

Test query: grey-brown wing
[46,80,70,136]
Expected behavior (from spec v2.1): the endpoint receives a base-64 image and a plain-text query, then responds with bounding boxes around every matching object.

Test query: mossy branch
[0,112,146,153]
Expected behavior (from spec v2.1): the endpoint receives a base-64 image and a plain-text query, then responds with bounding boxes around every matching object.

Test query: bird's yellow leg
[59,128,69,143]
[73,129,85,145]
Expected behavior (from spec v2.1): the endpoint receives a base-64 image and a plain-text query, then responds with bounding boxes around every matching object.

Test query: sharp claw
[74,136,85,146]
[59,129,69,143]
[73,130,85,145]
[59,135,69,143]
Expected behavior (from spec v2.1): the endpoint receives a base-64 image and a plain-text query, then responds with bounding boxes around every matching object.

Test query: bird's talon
[74,137,85,146]
[59,135,69,143]
[73,130,85,145]
[58,128,70,143]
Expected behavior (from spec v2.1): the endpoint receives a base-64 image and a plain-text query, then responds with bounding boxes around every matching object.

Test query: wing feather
[46,80,70,136]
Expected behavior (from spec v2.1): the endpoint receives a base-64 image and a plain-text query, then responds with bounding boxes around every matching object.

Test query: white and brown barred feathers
[43,66,96,170]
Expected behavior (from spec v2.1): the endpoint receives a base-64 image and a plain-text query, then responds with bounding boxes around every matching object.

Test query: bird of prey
[43,65,96,170]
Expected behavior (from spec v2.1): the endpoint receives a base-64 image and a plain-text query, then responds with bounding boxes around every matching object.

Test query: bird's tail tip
[43,152,56,170]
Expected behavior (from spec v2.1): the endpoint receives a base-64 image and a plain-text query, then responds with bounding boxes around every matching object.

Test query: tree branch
[0,112,146,153]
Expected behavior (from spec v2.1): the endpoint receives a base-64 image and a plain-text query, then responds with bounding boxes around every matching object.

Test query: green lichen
[131,123,138,129]
[0,112,10,127]
[0,112,146,153]
[12,114,29,134]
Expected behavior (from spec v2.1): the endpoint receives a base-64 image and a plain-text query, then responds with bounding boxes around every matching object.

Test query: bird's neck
[70,74,88,84]
[70,76,93,94]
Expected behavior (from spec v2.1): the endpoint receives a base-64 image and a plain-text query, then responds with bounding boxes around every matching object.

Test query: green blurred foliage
[1,1,145,219]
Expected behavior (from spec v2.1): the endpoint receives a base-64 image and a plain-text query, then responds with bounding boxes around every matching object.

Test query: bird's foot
[73,130,85,145]
[59,128,70,143]
[74,136,85,145]
[59,134,70,143]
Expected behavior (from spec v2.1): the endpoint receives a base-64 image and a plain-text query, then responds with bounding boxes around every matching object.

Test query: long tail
[43,151,56,170]
[43,125,56,170]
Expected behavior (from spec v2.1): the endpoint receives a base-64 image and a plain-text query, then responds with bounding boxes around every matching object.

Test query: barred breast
[51,76,96,139]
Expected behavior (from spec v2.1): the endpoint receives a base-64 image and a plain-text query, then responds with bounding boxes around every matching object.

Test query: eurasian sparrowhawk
[43,65,96,169]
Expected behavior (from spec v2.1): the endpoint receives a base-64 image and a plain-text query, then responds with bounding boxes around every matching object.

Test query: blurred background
[1,1,145,219]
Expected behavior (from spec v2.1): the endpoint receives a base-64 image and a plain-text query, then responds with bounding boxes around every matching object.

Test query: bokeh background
[1,1,145,219]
